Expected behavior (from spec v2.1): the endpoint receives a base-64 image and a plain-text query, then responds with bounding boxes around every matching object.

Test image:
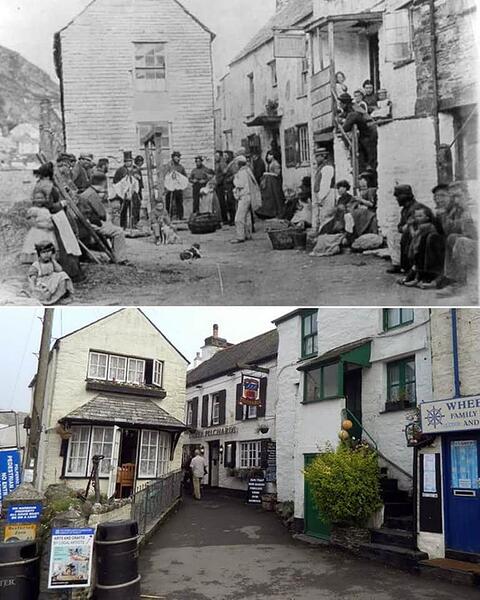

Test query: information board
[247,477,266,505]
[265,441,277,483]
[7,503,43,523]
[48,528,95,589]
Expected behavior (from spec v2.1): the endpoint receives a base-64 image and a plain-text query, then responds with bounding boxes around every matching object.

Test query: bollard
[94,520,140,599]
[0,540,40,599]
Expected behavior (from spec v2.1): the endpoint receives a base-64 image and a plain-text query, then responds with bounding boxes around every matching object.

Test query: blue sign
[0,449,21,502]
[7,502,43,523]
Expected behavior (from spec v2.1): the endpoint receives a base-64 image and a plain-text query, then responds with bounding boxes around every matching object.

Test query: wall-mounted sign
[4,523,37,542]
[421,396,480,434]
[265,441,277,483]
[48,528,95,589]
[190,426,238,439]
[7,503,43,523]
[247,477,266,505]
[274,33,307,58]
[240,375,261,406]
[0,449,21,503]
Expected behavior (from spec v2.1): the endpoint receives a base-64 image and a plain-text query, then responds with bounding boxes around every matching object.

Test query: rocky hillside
[0,45,59,134]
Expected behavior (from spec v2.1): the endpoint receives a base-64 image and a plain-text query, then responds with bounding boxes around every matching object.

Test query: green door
[304,454,331,540]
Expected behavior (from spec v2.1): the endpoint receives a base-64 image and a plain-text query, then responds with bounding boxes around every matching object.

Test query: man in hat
[312,148,335,233]
[113,151,140,229]
[386,184,428,275]
[72,153,93,193]
[166,151,187,220]
[189,156,214,214]
[57,153,78,194]
[231,154,260,244]
[339,93,378,175]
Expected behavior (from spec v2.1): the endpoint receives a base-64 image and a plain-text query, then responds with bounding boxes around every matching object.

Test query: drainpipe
[429,0,441,182]
[412,445,419,550]
[450,308,461,397]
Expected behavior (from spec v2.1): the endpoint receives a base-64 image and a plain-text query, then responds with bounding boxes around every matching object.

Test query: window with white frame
[186,402,193,426]
[211,394,220,426]
[153,360,163,387]
[66,426,91,476]
[139,430,159,478]
[88,352,108,380]
[108,355,127,382]
[89,427,114,476]
[134,43,166,91]
[157,432,170,476]
[245,404,257,420]
[298,124,310,163]
[240,441,261,468]
[127,358,145,385]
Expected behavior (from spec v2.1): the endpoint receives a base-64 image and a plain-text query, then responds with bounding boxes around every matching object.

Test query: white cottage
[30,309,188,498]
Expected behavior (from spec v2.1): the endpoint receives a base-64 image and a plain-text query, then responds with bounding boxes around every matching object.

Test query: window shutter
[191,397,199,428]
[218,389,227,425]
[260,439,269,469]
[235,383,244,420]
[201,395,209,428]
[257,377,268,418]
[144,359,153,384]
[384,10,412,63]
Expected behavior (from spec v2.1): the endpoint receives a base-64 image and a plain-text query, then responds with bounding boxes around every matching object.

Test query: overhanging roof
[59,393,186,431]
[246,113,282,127]
[297,338,372,371]
[306,11,383,33]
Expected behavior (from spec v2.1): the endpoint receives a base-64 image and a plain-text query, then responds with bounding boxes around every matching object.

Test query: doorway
[344,367,362,443]
[116,429,139,498]
[443,433,480,556]
[368,33,380,90]
[304,454,331,540]
[209,440,220,488]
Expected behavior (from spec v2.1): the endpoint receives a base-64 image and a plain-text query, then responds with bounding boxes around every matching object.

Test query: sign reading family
[421,396,480,434]
[240,375,261,406]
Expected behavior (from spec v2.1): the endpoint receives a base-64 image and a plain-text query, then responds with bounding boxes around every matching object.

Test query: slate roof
[230,0,313,65]
[187,330,278,387]
[59,393,186,430]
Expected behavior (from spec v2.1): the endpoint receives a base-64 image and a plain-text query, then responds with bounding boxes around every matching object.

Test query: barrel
[94,520,140,599]
[0,540,40,600]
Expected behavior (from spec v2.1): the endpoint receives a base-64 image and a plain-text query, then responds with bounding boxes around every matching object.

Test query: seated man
[78,173,129,264]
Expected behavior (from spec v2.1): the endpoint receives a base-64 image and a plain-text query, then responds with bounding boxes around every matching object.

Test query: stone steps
[371,527,415,549]
[419,558,480,588]
[359,542,429,571]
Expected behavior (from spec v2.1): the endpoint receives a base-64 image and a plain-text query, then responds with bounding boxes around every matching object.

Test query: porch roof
[297,338,372,371]
[245,113,282,128]
[305,11,383,33]
[59,393,186,431]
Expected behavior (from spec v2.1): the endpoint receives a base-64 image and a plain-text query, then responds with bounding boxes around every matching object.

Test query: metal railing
[131,469,182,535]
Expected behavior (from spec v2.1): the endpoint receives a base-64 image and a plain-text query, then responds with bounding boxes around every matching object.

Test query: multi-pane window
[66,426,91,476]
[299,57,309,96]
[302,310,318,358]
[211,395,220,426]
[90,427,114,476]
[247,73,255,116]
[186,402,193,426]
[383,308,414,330]
[127,358,145,385]
[139,430,159,478]
[108,355,127,382]
[134,43,166,91]
[384,9,413,63]
[240,441,261,468]
[157,432,170,476]
[88,352,108,379]
[153,360,163,387]
[298,124,310,164]
[304,363,340,403]
[387,357,416,406]
[269,60,278,87]
[247,404,257,419]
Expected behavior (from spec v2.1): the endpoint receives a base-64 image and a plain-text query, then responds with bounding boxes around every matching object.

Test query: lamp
[258,424,269,434]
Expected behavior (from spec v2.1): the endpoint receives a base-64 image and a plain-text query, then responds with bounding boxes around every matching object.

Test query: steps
[419,558,480,587]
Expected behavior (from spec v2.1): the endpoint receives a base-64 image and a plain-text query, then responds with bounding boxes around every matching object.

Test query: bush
[304,443,382,527]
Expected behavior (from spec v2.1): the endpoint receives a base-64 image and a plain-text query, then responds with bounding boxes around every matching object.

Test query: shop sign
[240,375,261,406]
[4,523,37,542]
[190,426,238,439]
[48,528,95,589]
[421,396,480,434]
[0,449,21,503]
[7,503,43,523]
[247,477,266,505]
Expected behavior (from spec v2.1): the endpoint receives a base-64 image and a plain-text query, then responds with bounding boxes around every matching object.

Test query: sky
[0,0,276,82]
[0,306,293,413]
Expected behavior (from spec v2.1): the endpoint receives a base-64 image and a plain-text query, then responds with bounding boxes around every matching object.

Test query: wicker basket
[188,212,221,234]
[267,229,295,250]
[292,230,307,250]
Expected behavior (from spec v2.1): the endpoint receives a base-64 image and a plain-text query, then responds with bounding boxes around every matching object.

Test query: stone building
[183,328,278,494]
[273,307,433,541]
[28,309,187,497]
[54,0,215,177]
[418,309,480,564]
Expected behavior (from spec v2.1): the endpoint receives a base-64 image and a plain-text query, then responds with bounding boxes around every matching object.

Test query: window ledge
[301,396,343,405]
[380,321,415,334]
[393,57,414,70]
[296,94,308,100]
[381,401,416,414]
[85,379,166,399]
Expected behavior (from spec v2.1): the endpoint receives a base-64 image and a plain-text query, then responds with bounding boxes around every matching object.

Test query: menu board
[265,441,277,483]
[247,478,266,505]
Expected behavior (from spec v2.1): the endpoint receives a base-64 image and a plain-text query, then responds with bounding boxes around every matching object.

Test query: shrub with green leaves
[304,442,382,527]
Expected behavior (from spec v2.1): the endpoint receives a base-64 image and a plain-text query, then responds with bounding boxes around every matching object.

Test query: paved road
[139,491,476,600]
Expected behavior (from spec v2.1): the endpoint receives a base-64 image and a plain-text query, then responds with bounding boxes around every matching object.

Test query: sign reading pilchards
[0,449,21,503]
[247,477,266,505]
[240,375,261,406]
[48,528,95,589]
[421,396,480,434]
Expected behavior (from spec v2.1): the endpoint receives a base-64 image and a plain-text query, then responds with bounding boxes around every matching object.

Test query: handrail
[342,408,413,481]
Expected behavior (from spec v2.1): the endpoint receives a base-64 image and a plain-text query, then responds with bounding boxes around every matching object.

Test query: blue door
[443,433,480,554]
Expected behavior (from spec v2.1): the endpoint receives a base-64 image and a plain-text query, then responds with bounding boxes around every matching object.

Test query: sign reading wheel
[421,396,480,434]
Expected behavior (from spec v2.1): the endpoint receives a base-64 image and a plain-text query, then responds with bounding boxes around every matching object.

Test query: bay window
[89,427,114,476]
[157,432,170,476]
[139,430,159,478]
[66,426,91,476]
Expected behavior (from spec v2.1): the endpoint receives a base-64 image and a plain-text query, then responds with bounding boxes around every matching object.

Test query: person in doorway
[190,449,207,500]
[339,93,378,174]
[189,156,214,214]
[113,151,141,229]
[312,148,335,233]
[362,79,378,114]
[250,149,266,186]
[165,151,188,220]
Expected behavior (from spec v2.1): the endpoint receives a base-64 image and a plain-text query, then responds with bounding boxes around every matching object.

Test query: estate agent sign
[421,396,480,434]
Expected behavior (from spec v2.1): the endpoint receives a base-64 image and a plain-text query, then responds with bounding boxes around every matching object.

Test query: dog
[180,243,201,261]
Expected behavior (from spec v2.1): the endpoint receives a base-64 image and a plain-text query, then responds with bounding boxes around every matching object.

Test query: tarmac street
[138,491,476,600]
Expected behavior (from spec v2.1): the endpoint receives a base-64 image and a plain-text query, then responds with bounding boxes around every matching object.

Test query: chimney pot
[213,324,219,338]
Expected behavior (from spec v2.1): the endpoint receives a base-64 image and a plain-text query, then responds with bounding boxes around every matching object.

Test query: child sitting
[371,89,392,120]
[21,190,58,264]
[27,241,73,305]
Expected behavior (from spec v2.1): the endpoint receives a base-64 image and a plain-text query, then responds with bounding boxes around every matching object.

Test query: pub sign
[421,396,480,434]
[240,375,261,406]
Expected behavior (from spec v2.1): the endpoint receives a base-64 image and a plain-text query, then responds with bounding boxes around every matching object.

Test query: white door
[107,426,122,499]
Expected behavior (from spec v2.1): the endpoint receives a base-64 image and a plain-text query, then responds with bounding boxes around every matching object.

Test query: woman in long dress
[255,151,285,219]
[27,241,74,305]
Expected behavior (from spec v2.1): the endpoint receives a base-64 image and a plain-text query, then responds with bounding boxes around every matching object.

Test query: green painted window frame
[303,362,343,403]
[301,310,318,359]
[386,356,416,406]
[383,308,414,331]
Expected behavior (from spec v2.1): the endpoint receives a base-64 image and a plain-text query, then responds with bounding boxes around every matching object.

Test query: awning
[297,338,372,371]
[59,393,186,432]
[245,113,282,128]
[306,11,383,34]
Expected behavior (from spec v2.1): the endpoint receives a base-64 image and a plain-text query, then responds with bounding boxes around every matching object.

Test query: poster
[48,528,95,589]
[0,449,22,503]
[240,375,261,406]
[422,454,437,496]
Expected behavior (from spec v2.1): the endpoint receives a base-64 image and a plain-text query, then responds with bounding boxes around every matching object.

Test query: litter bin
[94,520,140,599]
[0,540,40,600]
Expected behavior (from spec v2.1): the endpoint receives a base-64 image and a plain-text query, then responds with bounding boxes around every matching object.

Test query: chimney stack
[213,324,219,339]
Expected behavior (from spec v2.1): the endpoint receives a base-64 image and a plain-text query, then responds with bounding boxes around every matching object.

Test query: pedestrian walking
[190,449,207,500]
